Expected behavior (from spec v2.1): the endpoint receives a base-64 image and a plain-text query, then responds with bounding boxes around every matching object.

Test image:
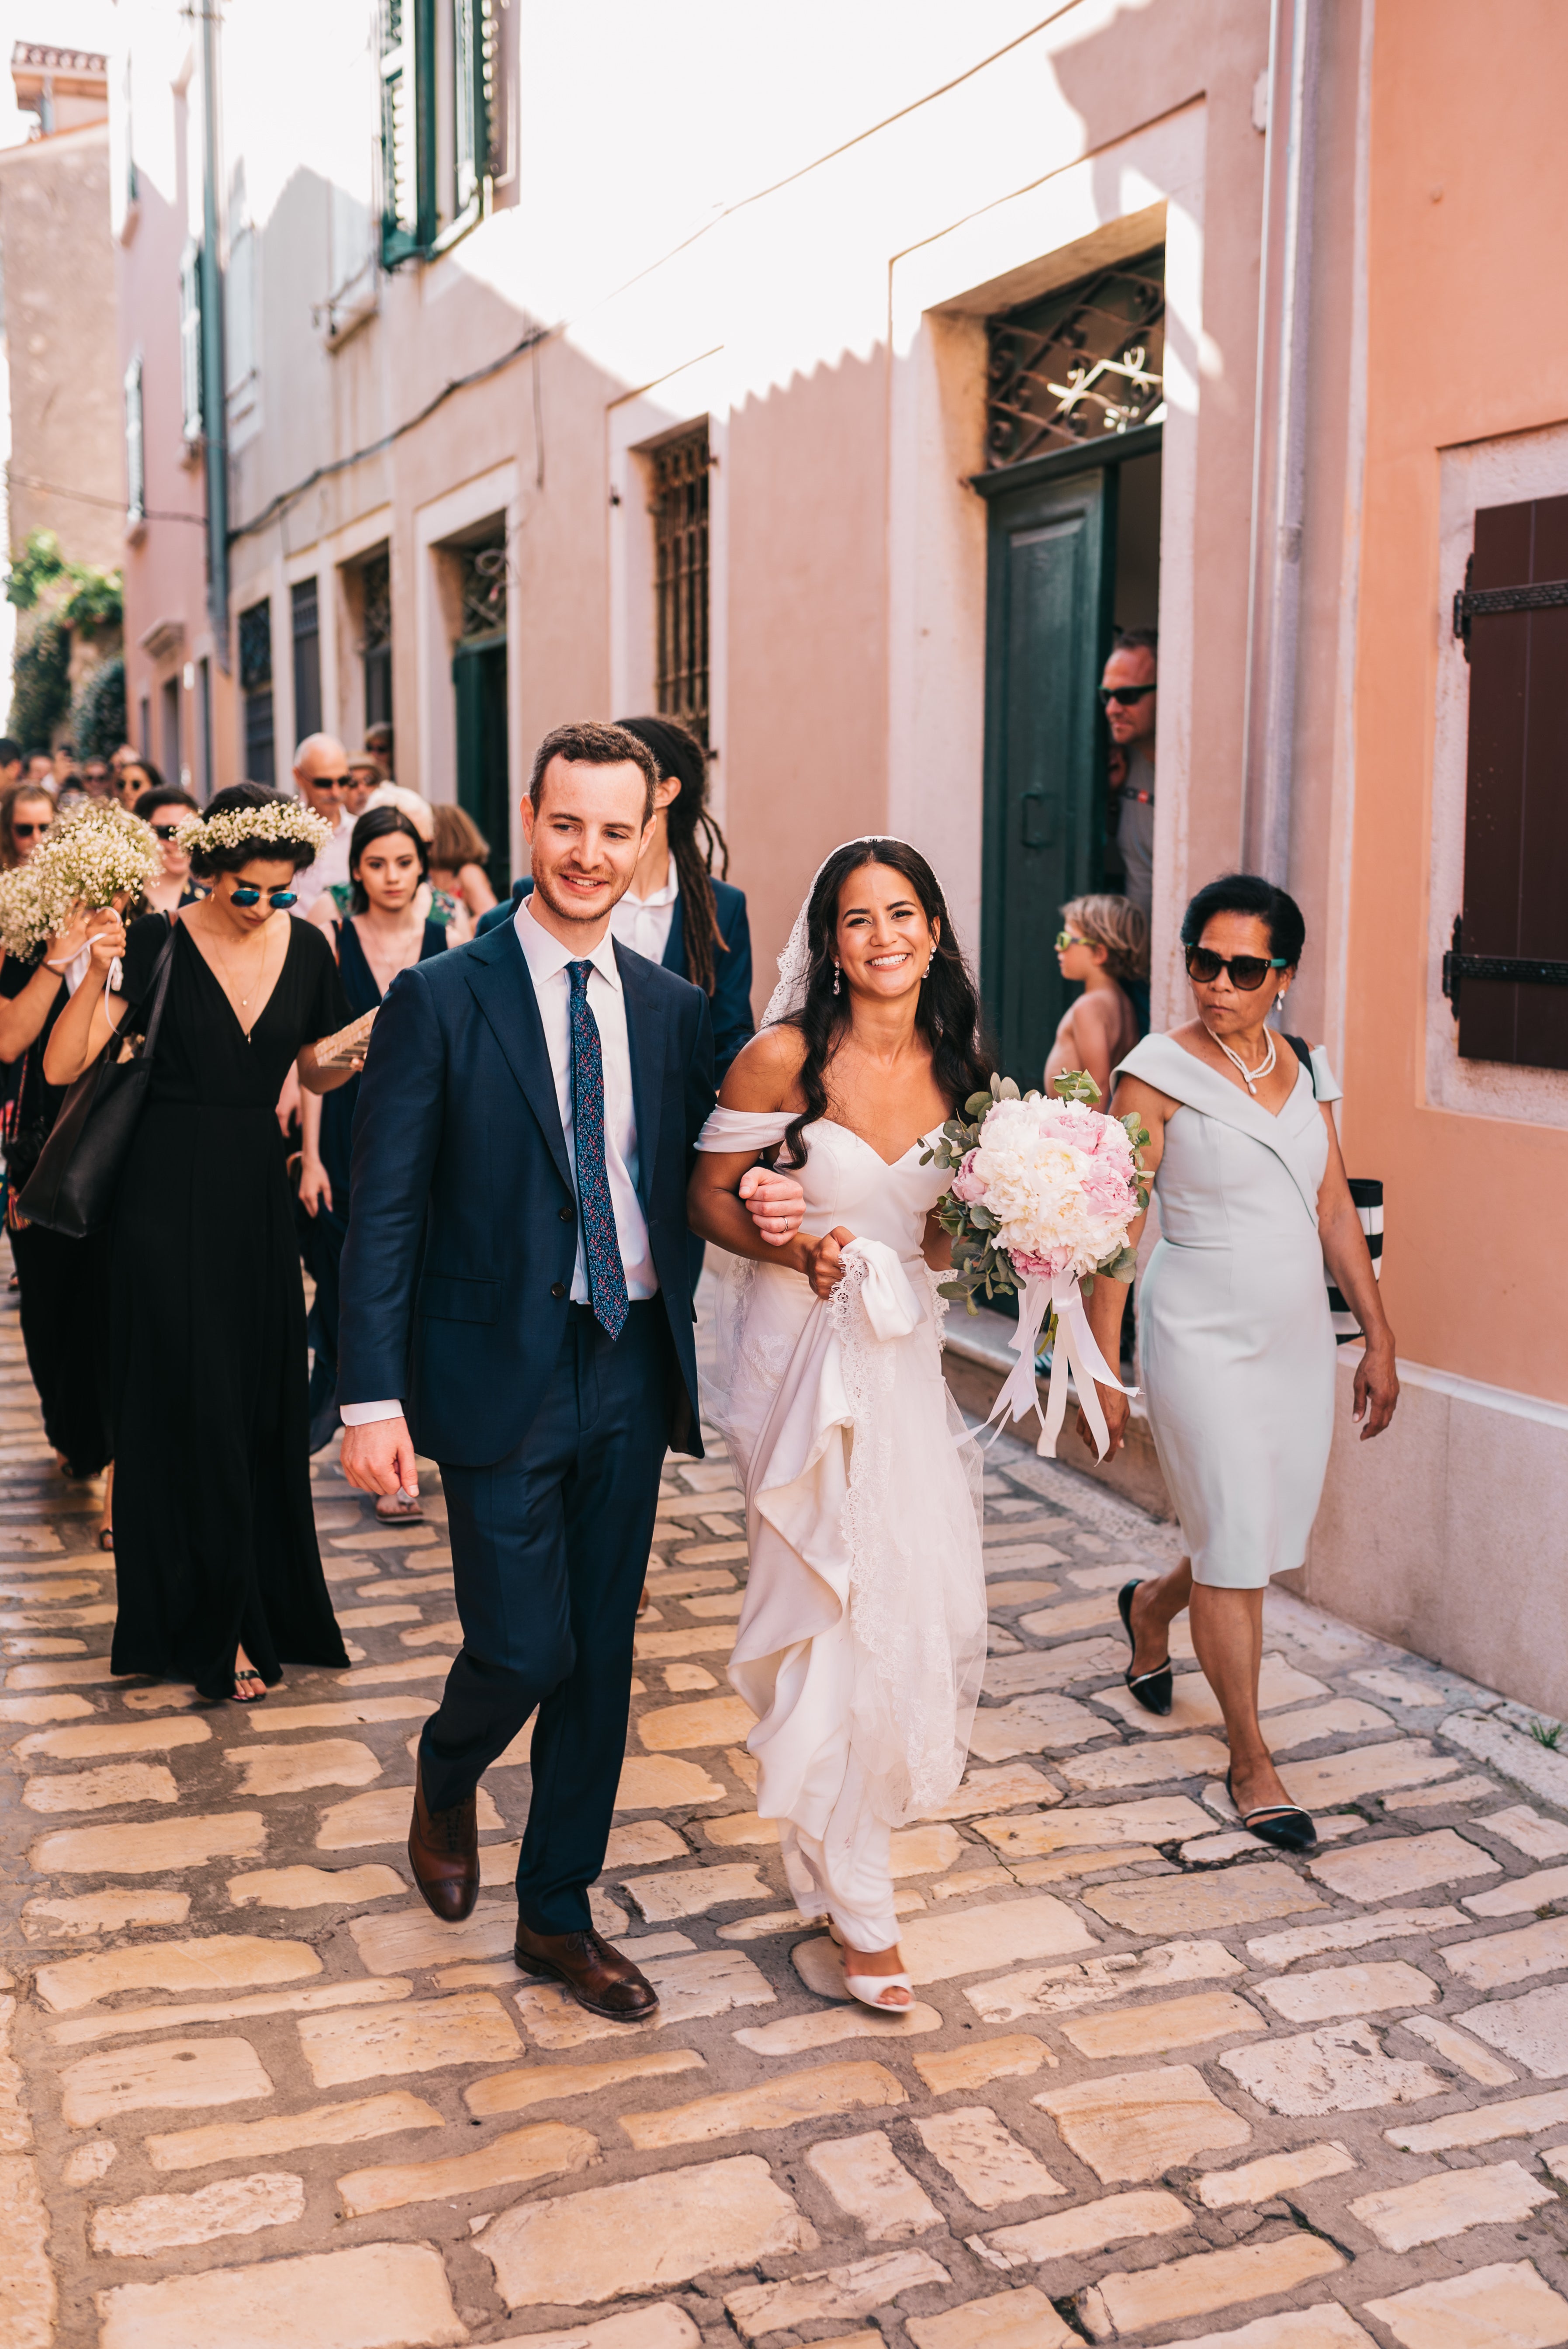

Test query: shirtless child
[1043,893,1148,1102]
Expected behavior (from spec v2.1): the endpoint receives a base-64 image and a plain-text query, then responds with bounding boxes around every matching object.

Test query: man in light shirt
[289,734,355,914]
[337,722,714,2024]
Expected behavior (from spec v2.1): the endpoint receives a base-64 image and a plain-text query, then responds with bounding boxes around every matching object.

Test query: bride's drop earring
[833,961,841,996]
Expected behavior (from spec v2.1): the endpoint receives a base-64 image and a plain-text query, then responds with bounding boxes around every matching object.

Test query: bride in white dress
[689,840,990,2009]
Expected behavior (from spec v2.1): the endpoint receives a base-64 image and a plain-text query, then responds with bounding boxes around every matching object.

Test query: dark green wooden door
[980,466,1116,1086]
[453,637,510,896]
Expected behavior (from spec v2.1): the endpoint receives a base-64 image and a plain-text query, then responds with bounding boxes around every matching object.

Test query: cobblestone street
[7,1276,1568,2348]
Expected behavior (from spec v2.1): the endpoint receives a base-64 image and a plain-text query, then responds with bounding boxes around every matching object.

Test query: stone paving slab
[10,1276,1568,2343]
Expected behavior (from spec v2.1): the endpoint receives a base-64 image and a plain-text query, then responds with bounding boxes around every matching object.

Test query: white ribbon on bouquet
[983,1268,1137,1461]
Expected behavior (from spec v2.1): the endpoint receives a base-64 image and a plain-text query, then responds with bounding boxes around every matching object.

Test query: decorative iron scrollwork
[238,600,272,693]
[358,549,391,657]
[458,541,507,640]
[986,249,1165,471]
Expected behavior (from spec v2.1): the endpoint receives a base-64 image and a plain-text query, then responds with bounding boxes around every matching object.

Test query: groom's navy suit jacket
[337,915,714,1467]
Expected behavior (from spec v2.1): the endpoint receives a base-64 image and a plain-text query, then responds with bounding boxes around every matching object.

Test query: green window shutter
[379,0,433,265]
[454,0,492,218]
[179,239,203,443]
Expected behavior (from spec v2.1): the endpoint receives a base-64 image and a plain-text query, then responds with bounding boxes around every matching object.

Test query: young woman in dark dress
[45,785,360,1703]
[0,786,113,1506]
[300,805,446,1472]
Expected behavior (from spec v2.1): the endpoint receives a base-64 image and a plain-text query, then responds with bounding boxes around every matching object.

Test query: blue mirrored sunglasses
[229,886,298,908]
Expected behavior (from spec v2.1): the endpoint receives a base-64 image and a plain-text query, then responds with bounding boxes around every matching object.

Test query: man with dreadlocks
[479,713,754,1079]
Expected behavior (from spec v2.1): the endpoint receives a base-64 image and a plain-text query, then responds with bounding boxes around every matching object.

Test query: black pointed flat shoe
[1118,1580,1173,1716]
[1227,1766,1317,1854]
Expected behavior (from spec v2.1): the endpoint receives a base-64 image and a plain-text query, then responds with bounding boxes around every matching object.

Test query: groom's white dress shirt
[339,896,656,1429]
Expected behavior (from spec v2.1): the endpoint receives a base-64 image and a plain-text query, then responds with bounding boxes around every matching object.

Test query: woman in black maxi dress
[45,786,358,1701]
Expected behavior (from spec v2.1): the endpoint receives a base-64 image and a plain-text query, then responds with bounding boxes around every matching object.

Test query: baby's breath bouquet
[0,861,51,959]
[31,803,162,941]
[3,804,165,988]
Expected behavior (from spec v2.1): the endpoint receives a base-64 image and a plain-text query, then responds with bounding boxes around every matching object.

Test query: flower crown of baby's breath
[176,801,333,859]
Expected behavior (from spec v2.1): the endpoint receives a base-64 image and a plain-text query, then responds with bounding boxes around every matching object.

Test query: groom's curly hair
[779,839,992,1171]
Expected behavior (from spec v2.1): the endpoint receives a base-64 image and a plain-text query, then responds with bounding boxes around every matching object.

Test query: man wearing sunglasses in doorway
[1099,627,1158,924]
[290,734,357,916]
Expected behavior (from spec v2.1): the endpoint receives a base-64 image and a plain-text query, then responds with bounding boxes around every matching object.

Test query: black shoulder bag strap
[1284,1033,1317,1095]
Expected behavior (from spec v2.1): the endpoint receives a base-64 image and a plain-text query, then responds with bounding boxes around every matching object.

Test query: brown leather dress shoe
[407,1763,479,1923]
[514,1922,659,2020]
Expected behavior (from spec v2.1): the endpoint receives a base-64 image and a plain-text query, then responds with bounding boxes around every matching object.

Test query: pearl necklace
[1212,1025,1277,1095]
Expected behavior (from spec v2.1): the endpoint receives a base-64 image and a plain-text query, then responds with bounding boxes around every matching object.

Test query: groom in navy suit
[338,722,714,2020]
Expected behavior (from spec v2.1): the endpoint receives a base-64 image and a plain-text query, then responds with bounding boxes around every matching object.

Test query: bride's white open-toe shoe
[842,1966,914,2011]
[829,1925,914,2012]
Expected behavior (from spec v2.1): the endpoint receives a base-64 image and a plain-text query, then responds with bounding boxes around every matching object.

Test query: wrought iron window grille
[650,427,711,742]
[457,543,507,640]
[357,551,392,657]
[986,250,1166,472]
[238,601,272,693]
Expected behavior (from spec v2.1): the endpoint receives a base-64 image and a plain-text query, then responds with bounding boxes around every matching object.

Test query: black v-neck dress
[108,915,353,1699]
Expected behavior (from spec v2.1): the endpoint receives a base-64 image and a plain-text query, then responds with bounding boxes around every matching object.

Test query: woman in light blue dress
[1080,874,1398,1852]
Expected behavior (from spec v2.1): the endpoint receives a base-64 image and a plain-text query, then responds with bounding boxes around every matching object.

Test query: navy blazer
[337,919,714,1466]
[478,875,754,1078]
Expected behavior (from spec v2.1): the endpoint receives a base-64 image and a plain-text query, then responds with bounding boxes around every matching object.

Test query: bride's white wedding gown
[696,1110,988,1951]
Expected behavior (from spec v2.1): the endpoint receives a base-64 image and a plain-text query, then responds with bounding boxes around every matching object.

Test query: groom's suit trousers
[418,1299,671,1936]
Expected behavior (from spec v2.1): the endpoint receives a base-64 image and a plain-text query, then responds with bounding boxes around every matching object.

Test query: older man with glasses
[289,734,356,915]
[1099,627,1158,924]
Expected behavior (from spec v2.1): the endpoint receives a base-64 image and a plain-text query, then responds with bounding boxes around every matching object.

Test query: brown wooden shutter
[1454,494,1568,1068]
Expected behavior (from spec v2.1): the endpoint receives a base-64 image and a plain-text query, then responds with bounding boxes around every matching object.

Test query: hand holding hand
[341,1415,420,1499]
[805,1225,855,1302]
[739,1164,806,1245]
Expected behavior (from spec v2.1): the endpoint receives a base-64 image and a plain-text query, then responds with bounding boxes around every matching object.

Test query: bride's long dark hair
[780,839,991,1169]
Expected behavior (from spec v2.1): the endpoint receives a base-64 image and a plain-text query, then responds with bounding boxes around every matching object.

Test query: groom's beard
[531,863,631,927]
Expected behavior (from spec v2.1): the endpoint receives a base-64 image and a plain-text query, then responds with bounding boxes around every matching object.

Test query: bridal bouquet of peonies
[922,1070,1150,1460]
[0,803,161,968]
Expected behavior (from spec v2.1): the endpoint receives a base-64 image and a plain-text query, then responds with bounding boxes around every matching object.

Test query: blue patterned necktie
[566,960,630,1339]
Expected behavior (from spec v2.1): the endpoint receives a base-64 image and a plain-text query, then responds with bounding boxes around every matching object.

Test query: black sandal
[231,1667,267,1705]
[1227,1765,1316,1854]
[1118,1580,1173,1716]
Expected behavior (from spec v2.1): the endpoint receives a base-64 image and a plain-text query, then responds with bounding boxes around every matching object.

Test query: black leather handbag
[16,925,177,1240]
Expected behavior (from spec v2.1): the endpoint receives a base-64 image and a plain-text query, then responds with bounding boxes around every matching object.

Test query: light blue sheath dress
[1115,1033,1341,1589]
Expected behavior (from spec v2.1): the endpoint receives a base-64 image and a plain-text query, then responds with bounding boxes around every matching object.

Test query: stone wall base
[1285,1354,1568,1722]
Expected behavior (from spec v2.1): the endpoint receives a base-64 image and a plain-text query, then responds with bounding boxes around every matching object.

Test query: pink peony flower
[949,1152,988,1204]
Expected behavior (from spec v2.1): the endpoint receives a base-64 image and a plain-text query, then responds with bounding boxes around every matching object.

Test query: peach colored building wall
[1289,0,1568,1711]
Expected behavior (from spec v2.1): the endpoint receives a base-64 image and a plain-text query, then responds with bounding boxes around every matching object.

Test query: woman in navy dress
[301,805,446,1466]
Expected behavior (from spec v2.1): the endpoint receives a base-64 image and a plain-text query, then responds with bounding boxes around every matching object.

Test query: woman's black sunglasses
[1185,946,1287,991]
[230,886,298,908]
[151,823,184,840]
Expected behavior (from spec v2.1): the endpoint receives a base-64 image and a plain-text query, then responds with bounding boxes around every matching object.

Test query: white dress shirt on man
[609,870,678,965]
[294,810,353,915]
[339,894,656,1428]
